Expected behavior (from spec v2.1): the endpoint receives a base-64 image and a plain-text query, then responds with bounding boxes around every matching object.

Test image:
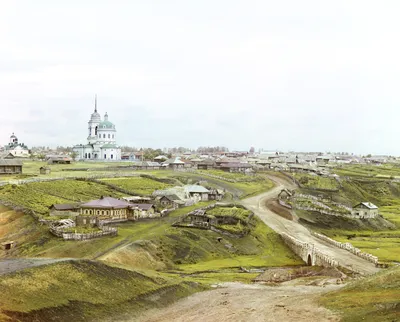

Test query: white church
[73,98,121,161]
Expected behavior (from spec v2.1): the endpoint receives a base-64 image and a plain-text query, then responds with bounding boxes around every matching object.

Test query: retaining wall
[280,232,339,268]
[312,232,378,265]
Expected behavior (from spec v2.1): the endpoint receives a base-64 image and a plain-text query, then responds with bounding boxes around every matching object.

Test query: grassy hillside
[100,176,172,195]
[0,260,206,322]
[320,266,400,322]
[0,180,124,215]
[294,177,400,264]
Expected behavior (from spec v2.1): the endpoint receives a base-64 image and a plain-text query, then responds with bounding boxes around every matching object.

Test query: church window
[104,154,107,159]
[111,154,113,159]
[88,153,91,159]
[95,126,98,135]
[85,153,87,159]
[103,134,106,138]
[112,134,114,139]
[108,134,110,138]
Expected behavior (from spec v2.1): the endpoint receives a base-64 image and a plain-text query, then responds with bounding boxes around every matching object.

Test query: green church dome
[99,120,114,129]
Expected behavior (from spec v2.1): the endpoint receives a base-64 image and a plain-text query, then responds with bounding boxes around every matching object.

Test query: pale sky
[0,1,399,154]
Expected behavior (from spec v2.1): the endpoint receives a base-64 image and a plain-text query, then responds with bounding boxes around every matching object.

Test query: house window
[85,153,87,158]
[103,134,106,138]
[112,134,114,139]
[102,211,104,215]
[88,153,91,159]
[111,154,113,159]
[97,210,100,215]
[104,154,107,159]
[108,134,110,138]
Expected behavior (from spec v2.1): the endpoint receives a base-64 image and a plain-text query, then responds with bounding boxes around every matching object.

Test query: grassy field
[0,180,125,215]
[334,163,400,179]
[0,260,206,322]
[320,266,400,321]
[0,160,138,181]
[293,173,339,190]
[100,176,172,195]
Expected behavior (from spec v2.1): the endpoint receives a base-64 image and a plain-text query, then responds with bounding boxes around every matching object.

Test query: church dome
[98,112,115,129]
[99,120,115,129]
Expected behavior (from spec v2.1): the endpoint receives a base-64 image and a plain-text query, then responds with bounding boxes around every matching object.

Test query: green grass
[320,266,400,322]
[207,206,252,220]
[198,169,256,181]
[294,173,339,190]
[0,260,206,322]
[0,180,124,215]
[100,176,171,195]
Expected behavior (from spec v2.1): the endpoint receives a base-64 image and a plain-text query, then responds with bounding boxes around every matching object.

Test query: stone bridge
[280,233,339,267]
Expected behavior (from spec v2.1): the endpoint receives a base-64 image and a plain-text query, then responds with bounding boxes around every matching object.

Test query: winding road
[241,175,380,275]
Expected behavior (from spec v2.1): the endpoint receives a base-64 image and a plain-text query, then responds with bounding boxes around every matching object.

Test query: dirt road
[242,175,380,275]
[136,282,342,322]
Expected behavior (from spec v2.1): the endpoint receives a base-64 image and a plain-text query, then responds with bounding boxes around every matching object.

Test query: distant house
[197,160,215,170]
[130,203,156,219]
[278,189,293,200]
[159,195,184,208]
[163,157,185,169]
[351,202,379,219]
[208,189,225,201]
[39,166,51,175]
[154,155,168,163]
[316,156,331,165]
[140,161,160,170]
[49,203,81,217]
[47,156,72,164]
[219,162,252,173]
[0,160,23,175]
[184,185,210,201]
[0,152,15,159]
[121,152,143,161]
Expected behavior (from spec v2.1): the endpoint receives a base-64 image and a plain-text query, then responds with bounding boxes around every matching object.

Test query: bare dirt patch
[265,199,293,221]
[135,282,342,322]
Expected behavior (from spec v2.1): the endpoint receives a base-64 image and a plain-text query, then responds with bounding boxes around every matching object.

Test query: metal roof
[354,202,379,210]
[0,160,23,166]
[184,185,210,193]
[81,197,131,209]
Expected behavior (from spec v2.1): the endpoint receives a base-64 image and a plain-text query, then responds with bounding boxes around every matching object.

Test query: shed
[1,241,16,250]
[40,166,51,175]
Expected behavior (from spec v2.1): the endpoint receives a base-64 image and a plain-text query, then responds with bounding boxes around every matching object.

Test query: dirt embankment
[265,199,293,221]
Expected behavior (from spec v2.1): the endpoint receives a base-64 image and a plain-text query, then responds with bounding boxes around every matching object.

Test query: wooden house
[0,160,23,175]
[219,162,252,173]
[47,156,72,164]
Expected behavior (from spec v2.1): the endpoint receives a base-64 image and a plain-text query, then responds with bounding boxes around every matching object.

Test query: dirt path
[135,282,342,322]
[242,175,380,275]
[0,258,73,275]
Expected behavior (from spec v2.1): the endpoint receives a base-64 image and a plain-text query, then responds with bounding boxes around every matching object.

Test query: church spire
[94,94,97,112]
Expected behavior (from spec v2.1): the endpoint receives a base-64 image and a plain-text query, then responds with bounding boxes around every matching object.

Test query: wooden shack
[40,166,51,175]
[1,241,16,250]
[0,160,23,175]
